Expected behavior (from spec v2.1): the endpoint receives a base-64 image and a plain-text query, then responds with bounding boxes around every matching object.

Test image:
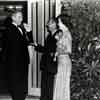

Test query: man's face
[12,12,23,25]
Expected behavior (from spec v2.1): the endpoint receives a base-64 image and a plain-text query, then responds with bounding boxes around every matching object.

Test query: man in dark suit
[34,17,59,100]
[4,10,33,100]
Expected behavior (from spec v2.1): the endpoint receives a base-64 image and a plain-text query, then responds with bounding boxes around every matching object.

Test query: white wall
[27,0,56,96]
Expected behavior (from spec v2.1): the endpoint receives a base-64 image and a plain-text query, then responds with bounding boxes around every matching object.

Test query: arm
[34,34,56,53]
[34,43,47,53]
[21,23,34,45]
[26,31,34,43]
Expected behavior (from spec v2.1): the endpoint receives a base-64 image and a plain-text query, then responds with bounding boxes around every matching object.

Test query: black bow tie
[17,25,21,28]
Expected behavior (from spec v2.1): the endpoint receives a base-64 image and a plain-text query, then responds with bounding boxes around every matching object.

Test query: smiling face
[12,11,23,25]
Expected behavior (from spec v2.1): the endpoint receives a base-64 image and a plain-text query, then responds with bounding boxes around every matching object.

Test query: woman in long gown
[53,15,72,100]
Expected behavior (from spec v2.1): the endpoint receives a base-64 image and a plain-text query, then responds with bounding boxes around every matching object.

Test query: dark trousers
[11,84,26,100]
[7,63,28,100]
[40,71,55,100]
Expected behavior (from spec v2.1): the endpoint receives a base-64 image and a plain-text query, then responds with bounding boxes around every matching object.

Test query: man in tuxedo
[4,10,33,100]
[34,17,59,100]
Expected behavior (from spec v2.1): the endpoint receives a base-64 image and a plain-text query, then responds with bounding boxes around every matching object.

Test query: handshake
[28,42,38,60]
[30,42,38,47]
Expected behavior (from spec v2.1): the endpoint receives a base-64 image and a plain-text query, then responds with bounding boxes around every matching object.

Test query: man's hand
[23,23,32,32]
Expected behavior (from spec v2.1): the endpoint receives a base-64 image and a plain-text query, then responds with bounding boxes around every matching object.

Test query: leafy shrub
[61,0,100,100]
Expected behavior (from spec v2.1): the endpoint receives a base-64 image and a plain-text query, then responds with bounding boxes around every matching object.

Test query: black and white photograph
[0,0,100,100]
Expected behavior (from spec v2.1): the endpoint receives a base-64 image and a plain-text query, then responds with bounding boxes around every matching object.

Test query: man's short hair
[9,9,22,17]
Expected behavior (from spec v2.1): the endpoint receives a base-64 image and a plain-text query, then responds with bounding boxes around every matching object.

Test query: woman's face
[47,19,57,32]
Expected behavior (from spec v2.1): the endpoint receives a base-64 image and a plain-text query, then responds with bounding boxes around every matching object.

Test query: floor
[0,95,40,100]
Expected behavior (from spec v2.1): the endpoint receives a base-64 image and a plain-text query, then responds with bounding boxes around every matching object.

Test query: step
[0,95,40,100]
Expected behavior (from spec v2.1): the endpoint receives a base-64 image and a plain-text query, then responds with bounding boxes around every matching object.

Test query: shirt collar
[12,22,18,27]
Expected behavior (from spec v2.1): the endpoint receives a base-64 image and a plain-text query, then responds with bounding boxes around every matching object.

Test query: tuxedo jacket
[4,24,33,92]
[35,31,60,74]
[5,24,33,65]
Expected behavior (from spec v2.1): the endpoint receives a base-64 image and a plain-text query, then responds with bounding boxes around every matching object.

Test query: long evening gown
[53,23,72,100]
